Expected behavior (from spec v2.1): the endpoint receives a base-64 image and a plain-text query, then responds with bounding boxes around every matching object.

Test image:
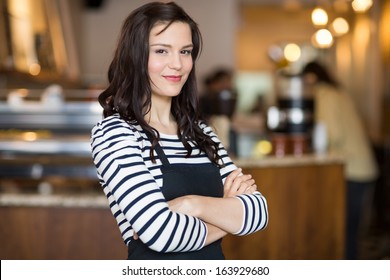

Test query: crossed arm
[167,168,258,245]
[132,168,259,245]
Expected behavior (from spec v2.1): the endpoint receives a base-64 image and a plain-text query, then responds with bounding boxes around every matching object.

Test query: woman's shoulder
[198,120,214,135]
[91,114,142,140]
[197,120,223,145]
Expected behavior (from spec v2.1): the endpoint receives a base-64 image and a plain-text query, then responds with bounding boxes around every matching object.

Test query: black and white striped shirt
[91,114,268,253]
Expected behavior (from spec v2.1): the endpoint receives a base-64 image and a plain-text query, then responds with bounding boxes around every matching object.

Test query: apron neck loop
[145,130,171,167]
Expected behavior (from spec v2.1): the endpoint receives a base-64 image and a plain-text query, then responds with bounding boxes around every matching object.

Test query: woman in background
[91,1,268,260]
[302,61,378,259]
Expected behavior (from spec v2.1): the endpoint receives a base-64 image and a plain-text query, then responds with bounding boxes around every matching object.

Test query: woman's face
[303,73,318,85]
[148,21,193,100]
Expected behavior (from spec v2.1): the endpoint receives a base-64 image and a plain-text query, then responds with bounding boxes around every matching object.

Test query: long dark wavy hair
[98,1,222,166]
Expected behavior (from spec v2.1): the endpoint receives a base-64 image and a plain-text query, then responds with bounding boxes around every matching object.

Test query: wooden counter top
[235,153,344,168]
[0,193,108,208]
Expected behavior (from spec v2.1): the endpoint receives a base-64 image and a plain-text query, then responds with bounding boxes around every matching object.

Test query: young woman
[91,1,268,260]
[302,61,378,259]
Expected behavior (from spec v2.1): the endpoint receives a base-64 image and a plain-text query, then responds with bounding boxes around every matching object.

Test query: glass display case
[0,87,102,194]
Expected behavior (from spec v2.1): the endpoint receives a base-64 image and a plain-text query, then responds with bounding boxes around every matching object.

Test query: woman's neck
[146,98,177,135]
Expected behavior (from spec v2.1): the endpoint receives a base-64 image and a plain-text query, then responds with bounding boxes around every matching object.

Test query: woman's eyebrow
[150,43,193,48]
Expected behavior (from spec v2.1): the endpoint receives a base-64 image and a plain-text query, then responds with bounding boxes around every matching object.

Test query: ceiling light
[352,0,373,13]
[331,17,350,36]
[284,43,301,62]
[312,29,334,48]
[311,7,328,26]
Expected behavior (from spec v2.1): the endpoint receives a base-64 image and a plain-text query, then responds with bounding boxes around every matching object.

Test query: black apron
[127,137,225,260]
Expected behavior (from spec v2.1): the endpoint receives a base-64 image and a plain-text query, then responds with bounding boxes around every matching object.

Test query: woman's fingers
[224,168,242,186]
[224,168,242,196]
[233,177,255,195]
[244,184,257,194]
[224,168,257,197]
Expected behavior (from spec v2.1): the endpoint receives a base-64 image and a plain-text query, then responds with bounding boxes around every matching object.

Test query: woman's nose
[168,53,182,70]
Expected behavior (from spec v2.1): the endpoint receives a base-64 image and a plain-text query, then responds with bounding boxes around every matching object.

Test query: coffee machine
[267,72,314,156]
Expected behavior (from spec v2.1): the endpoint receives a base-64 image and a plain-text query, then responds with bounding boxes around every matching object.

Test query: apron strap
[144,130,171,167]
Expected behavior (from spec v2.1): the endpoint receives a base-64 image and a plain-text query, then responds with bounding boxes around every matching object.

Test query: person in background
[199,68,266,157]
[91,1,268,260]
[301,61,379,259]
[199,68,237,153]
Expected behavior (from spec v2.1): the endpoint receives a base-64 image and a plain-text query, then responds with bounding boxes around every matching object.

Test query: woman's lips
[164,75,182,82]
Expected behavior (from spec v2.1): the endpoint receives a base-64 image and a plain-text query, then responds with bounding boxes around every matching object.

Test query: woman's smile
[163,75,182,82]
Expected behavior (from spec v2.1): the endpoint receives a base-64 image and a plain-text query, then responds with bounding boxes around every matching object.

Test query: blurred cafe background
[0,0,389,260]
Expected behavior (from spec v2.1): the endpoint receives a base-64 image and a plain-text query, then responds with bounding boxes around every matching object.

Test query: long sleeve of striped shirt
[91,115,268,253]
[201,123,268,236]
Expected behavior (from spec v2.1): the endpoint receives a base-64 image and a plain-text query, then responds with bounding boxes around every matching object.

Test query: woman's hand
[167,195,196,216]
[223,168,257,198]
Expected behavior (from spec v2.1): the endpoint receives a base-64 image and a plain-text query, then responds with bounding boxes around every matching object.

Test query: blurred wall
[74,0,237,88]
[68,0,385,142]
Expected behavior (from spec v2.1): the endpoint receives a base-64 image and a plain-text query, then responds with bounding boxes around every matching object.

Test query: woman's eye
[181,49,192,55]
[155,49,167,54]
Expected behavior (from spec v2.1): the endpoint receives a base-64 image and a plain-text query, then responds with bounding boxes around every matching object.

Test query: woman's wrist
[168,195,202,217]
[186,195,203,217]
[190,195,217,220]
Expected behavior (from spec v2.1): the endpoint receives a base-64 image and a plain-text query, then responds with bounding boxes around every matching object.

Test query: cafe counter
[0,154,346,260]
